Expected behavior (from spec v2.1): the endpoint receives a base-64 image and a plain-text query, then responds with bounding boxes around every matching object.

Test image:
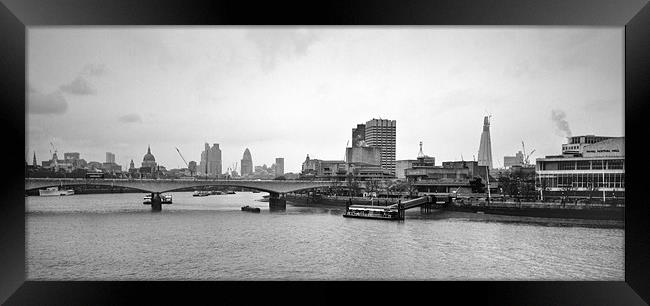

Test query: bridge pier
[398,203,405,220]
[269,192,286,209]
[151,193,162,212]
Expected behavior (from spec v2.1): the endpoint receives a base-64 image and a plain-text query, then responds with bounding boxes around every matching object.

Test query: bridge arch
[25,181,156,194]
[25,178,335,195]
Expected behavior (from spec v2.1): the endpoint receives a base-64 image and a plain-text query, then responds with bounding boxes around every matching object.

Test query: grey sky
[26,27,624,173]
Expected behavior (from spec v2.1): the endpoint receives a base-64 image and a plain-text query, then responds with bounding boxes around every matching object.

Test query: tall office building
[477,116,493,169]
[352,124,366,147]
[199,143,222,176]
[364,118,396,175]
[275,157,284,177]
[241,148,253,176]
[106,152,115,164]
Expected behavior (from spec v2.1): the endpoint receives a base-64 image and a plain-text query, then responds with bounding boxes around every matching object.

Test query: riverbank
[286,194,400,207]
[286,194,624,221]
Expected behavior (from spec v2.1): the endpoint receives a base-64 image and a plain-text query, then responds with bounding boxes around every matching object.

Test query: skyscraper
[275,157,284,177]
[477,116,493,169]
[199,143,222,176]
[364,118,396,175]
[241,148,253,176]
[106,152,115,164]
[33,152,37,167]
[352,124,366,147]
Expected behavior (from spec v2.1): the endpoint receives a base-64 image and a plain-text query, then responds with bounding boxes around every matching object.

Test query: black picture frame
[1,0,649,304]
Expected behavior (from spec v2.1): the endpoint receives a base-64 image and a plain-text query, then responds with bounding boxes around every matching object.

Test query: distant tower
[418,141,425,158]
[240,148,253,176]
[364,118,396,175]
[32,151,37,167]
[129,159,135,170]
[352,124,366,147]
[199,143,222,176]
[275,157,284,177]
[477,116,493,169]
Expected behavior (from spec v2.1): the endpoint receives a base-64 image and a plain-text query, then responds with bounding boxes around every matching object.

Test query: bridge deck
[25,178,335,194]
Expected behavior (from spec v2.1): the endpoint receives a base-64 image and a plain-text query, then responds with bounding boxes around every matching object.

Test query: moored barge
[343,205,403,220]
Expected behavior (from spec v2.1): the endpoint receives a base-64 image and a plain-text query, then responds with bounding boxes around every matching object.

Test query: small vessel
[209,190,224,195]
[226,191,236,195]
[241,205,261,213]
[251,190,261,193]
[258,194,270,202]
[143,194,172,204]
[39,187,74,196]
[193,190,210,197]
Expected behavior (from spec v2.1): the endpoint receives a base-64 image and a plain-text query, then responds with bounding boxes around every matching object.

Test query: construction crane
[521,141,536,166]
[50,142,57,156]
[175,147,193,176]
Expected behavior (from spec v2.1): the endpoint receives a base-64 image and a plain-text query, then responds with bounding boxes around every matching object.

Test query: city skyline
[26,27,624,173]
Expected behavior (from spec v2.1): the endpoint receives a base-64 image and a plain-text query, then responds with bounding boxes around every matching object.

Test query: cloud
[59,76,97,95]
[28,90,68,114]
[81,64,107,77]
[245,29,320,71]
[118,113,142,123]
[58,64,107,95]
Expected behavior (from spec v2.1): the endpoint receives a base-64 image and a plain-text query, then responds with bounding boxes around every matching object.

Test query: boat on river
[241,205,261,213]
[343,205,402,220]
[193,191,210,197]
[143,194,172,204]
[39,187,74,196]
[226,191,236,195]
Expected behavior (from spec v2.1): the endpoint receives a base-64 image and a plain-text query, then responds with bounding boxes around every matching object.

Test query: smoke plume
[551,109,572,137]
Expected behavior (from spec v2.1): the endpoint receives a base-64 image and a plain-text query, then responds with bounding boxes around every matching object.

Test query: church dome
[143,145,156,162]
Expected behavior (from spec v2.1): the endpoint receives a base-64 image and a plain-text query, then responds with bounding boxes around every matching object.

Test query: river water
[26,192,624,281]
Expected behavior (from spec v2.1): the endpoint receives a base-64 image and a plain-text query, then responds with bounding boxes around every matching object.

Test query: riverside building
[535,136,624,201]
[363,118,396,175]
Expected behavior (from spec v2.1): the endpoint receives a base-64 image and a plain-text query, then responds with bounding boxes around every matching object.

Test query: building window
[591,160,604,170]
[559,161,575,170]
[607,160,624,169]
[576,161,590,170]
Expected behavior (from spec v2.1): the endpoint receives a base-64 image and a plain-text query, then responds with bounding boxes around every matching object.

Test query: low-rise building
[404,142,489,194]
[395,160,416,179]
[504,151,524,168]
[536,136,624,201]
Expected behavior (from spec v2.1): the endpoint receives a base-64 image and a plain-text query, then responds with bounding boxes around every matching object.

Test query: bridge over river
[25,178,336,211]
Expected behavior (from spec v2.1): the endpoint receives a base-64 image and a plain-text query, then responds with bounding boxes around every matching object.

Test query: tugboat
[241,205,261,213]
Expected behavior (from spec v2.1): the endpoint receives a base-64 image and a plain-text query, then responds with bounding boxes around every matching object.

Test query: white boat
[39,187,74,196]
[143,194,172,204]
[193,190,210,197]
